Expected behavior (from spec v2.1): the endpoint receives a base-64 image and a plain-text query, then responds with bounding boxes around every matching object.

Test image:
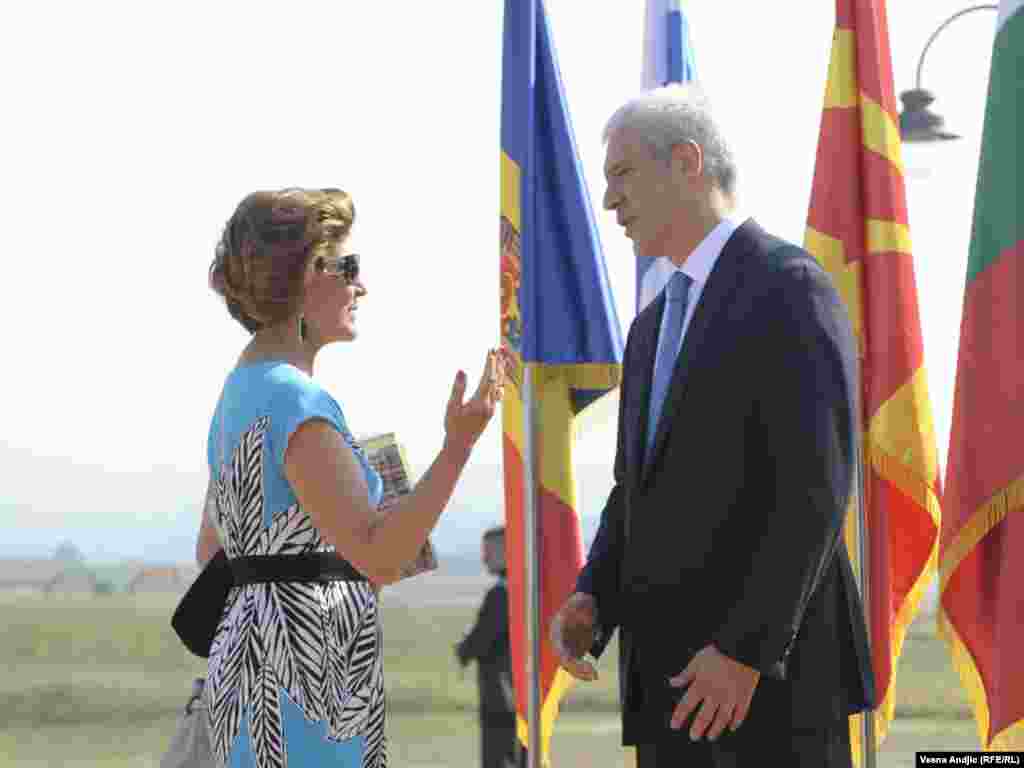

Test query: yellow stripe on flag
[844,464,869,767]
[531,364,622,511]
[503,377,526,462]
[937,608,992,747]
[512,364,619,765]
[860,94,904,173]
[558,362,623,392]
[939,473,1024,594]
[866,219,912,257]
[825,29,857,109]
[867,367,940,490]
[805,226,864,343]
[534,366,577,513]
[501,151,521,231]
[938,604,1024,750]
[860,368,941,749]
[515,668,578,766]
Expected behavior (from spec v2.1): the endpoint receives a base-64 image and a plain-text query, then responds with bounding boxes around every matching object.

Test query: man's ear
[671,140,703,180]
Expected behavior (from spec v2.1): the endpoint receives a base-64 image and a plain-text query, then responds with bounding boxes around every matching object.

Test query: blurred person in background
[456,526,524,768]
[198,187,508,768]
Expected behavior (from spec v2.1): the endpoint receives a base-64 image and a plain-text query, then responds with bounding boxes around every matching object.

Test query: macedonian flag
[804,0,942,759]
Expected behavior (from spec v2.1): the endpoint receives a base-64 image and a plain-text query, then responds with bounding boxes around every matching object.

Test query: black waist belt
[229,553,367,586]
[172,551,368,661]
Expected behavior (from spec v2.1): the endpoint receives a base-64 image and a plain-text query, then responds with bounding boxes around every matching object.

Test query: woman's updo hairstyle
[209,188,355,333]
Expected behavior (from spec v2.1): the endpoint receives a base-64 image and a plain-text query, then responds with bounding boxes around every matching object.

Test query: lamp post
[898,4,998,142]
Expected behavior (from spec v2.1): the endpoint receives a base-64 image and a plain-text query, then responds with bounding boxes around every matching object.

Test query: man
[456,526,523,768]
[549,84,875,766]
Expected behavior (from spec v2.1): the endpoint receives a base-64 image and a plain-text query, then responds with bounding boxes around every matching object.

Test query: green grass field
[0,588,981,767]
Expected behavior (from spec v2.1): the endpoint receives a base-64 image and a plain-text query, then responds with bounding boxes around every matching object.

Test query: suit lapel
[640,219,760,487]
[629,296,664,492]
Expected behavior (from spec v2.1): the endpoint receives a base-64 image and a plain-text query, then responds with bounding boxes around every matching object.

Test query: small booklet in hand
[357,432,438,581]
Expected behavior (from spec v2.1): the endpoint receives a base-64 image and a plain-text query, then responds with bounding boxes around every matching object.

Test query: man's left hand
[454,641,468,668]
[668,645,760,741]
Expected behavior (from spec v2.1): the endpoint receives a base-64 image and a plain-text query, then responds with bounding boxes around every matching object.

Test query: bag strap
[217,392,226,535]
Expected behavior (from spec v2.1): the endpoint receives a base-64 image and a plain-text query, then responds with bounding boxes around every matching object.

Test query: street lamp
[898,4,998,142]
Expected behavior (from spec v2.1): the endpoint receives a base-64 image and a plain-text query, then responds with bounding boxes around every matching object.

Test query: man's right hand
[443,348,510,458]
[550,592,600,682]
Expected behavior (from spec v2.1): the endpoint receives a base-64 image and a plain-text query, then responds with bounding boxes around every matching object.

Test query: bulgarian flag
[500,0,624,763]
[940,0,1024,751]
[804,0,942,760]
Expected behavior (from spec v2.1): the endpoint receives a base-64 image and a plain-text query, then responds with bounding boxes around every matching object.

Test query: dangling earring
[298,315,307,342]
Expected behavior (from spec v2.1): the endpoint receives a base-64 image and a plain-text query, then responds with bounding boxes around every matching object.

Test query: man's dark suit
[576,220,875,764]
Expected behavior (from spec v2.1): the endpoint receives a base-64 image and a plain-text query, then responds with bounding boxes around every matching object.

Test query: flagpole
[521,362,543,768]
[856,356,876,768]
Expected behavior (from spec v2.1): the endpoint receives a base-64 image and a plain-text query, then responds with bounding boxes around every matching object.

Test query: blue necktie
[646,271,692,466]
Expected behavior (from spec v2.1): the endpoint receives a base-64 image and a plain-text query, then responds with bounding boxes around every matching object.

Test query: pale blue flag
[635,0,698,312]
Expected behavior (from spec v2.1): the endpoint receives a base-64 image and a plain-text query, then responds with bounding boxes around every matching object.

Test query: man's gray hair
[603,83,737,197]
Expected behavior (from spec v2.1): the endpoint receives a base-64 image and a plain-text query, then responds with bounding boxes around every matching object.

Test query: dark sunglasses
[316,253,360,283]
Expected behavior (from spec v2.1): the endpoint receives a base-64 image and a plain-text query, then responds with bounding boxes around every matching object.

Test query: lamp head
[899,88,961,142]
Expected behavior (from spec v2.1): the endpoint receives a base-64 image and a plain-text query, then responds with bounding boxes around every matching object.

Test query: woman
[198,187,506,768]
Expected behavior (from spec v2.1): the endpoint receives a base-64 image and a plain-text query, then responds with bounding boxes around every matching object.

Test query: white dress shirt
[652,217,741,379]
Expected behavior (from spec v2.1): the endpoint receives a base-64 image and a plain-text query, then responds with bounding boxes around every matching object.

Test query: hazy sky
[0,1,996,560]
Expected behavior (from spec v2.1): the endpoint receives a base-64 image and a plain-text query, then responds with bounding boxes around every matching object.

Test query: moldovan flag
[940,0,1024,750]
[804,0,941,760]
[499,0,624,762]
[636,0,698,312]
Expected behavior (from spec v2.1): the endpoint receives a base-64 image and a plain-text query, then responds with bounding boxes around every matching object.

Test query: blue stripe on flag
[666,10,683,83]
[675,10,697,83]
[636,1,698,313]
[501,0,623,378]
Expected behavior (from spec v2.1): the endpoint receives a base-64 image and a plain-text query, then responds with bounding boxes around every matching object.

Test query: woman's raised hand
[444,347,511,458]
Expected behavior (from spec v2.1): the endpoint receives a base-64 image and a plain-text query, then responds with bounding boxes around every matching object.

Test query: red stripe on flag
[866,470,939,704]
[944,241,1024,532]
[859,150,909,226]
[536,483,585,699]
[861,253,925,417]
[835,0,856,29]
[852,0,898,117]
[806,113,910,262]
[503,432,530,721]
[807,110,864,263]
[835,0,899,117]
[503,431,587,723]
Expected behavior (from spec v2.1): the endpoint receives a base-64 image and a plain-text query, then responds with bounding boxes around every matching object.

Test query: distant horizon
[0,517,606,566]
[0,459,611,565]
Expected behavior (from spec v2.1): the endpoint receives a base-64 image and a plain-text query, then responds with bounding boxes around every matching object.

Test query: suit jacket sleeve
[712,254,858,678]
[458,584,507,664]
[574,329,631,659]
